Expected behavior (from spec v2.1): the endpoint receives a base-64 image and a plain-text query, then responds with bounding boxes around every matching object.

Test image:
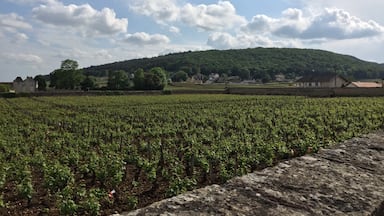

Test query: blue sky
[1,0,384,81]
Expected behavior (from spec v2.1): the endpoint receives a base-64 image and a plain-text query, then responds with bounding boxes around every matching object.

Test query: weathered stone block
[115,131,384,216]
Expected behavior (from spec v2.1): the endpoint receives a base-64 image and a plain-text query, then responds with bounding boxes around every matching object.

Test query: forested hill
[83,48,384,80]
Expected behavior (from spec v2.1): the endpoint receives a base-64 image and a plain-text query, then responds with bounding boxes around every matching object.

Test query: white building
[296,74,348,88]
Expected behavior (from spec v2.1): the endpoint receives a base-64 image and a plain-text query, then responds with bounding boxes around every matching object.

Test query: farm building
[296,74,349,88]
[346,81,383,88]
[13,76,38,93]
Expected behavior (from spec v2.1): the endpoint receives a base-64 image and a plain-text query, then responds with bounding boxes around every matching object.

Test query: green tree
[50,59,84,89]
[80,76,95,91]
[49,69,60,88]
[143,73,156,90]
[107,70,130,90]
[171,71,188,82]
[61,59,79,71]
[148,67,167,90]
[34,75,47,91]
[237,68,251,80]
[134,67,167,90]
[133,68,145,90]
[261,73,272,83]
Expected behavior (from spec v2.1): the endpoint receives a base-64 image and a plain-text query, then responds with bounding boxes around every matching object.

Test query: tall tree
[133,68,145,90]
[134,67,168,90]
[61,59,79,71]
[50,59,84,89]
[107,70,130,90]
[80,76,96,91]
[171,71,188,82]
[148,67,167,90]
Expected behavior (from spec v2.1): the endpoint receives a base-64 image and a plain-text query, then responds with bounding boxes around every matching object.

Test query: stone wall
[228,87,384,97]
[116,131,384,216]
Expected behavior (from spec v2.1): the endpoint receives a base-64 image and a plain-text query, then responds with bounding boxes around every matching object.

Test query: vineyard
[0,95,383,215]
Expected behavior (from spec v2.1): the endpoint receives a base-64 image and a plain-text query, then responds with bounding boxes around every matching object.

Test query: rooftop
[296,74,348,83]
[348,81,382,88]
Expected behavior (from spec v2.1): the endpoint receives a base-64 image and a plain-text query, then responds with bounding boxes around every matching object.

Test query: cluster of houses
[190,72,383,89]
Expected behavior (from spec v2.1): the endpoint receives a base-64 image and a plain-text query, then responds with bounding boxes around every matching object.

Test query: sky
[1,0,384,81]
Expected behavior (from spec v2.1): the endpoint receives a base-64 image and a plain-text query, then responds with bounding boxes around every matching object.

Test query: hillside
[83,48,384,80]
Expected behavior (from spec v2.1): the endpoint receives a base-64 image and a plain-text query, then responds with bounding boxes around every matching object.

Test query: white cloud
[54,48,114,62]
[12,32,29,43]
[0,13,32,30]
[207,32,298,49]
[129,0,246,31]
[169,26,180,34]
[123,32,170,45]
[0,53,43,64]
[0,13,31,44]
[207,32,248,49]
[301,8,384,39]
[242,8,384,40]
[180,1,246,31]
[242,14,277,34]
[5,0,56,5]
[274,8,309,37]
[129,0,179,22]
[242,9,308,37]
[298,0,384,24]
[94,50,113,60]
[32,2,128,36]
[315,36,384,63]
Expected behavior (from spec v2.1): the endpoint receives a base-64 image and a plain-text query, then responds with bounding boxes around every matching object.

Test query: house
[187,74,204,84]
[296,74,349,88]
[346,81,383,88]
[275,74,286,82]
[205,73,220,84]
[13,76,38,93]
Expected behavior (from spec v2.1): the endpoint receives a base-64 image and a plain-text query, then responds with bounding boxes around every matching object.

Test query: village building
[345,81,383,88]
[274,74,286,82]
[13,77,38,93]
[187,74,204,84]
[205,73,220,84]
[296,74,349,88]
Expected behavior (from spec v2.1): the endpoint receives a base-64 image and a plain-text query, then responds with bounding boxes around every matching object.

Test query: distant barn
[296,74,348,88]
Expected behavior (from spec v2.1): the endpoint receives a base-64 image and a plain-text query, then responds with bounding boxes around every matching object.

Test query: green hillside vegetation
[83,48,384,81]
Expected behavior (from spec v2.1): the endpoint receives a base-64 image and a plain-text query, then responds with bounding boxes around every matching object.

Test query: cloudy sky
[1,0,384,81]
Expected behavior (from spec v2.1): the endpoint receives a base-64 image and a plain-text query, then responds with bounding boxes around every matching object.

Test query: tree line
[35,59,168,91]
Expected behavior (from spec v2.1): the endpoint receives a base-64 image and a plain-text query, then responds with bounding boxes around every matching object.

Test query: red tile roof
[348,82,382,88]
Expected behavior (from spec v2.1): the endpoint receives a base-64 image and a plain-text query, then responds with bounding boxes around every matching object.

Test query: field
[0,95,384,215]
